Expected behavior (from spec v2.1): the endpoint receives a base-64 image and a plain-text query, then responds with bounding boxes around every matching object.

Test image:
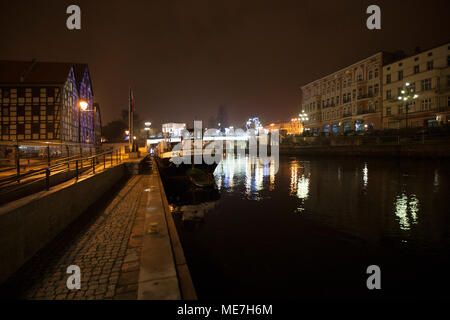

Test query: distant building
[300,52,397,133]
[382,42,450,129]
[264,119,303,136]
[0,60,100,147]
[162,123,186,137]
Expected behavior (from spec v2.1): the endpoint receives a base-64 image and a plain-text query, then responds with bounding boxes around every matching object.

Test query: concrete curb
[136,159,197,300]
[154,160,197,300]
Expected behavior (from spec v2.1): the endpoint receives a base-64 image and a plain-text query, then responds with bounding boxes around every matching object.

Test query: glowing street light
[397,82,419,129]
[79,99,89,111]
[145,122,152,127]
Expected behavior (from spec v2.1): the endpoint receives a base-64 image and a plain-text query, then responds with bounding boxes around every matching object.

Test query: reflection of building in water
[297,175,310,200]
[269,158,276,191]
[289,160,310,200]
[289,160,310,213]
[394,192,419,231]
[290,161,299,195]
[433,169,439,192]
[362,163,369,188]
[246,156,264,198]
[214,155,278,199]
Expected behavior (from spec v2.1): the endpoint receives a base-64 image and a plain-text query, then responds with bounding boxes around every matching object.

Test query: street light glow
[79,99,88,111]
[145,122,151,127]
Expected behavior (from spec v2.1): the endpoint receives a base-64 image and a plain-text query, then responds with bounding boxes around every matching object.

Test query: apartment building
[300,52,398,134]
[382,42,450,129]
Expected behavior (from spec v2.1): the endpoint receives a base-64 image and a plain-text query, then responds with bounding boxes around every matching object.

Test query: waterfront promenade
[0,158,195,300]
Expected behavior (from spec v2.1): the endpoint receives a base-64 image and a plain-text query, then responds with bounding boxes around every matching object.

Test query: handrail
[0,148,123,189]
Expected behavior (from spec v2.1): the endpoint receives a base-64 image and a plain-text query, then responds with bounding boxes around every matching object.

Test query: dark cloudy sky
[1,0,449,129]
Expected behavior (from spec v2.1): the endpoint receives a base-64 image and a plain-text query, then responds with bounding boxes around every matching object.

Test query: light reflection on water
[362,162,369,190]
[394,192,419,231]
[213,155,448,248]
[215,155,275,200]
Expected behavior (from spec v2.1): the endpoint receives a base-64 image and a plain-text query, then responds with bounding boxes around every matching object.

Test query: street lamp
[78,99,88,157]
[397,82,419,129]
[79,99,89,111]
[299,110,309,134]
[78,99,97,155]
[144,121,152,139]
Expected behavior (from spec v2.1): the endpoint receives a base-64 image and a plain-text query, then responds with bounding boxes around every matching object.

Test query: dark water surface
[172,155,450,299]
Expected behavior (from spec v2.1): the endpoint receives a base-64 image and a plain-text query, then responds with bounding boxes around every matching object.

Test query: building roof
[0,60,89,86]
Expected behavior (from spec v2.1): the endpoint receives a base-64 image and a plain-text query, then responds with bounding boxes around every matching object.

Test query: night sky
[1,0,449,130]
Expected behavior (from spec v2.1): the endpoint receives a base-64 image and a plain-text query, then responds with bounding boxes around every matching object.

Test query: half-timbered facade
[0,60,100,146]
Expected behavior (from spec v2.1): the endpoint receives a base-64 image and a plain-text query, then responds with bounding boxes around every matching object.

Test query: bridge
[146,134,251,146]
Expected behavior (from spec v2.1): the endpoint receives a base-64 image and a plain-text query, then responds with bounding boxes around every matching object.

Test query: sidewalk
[115,160,196,299]
[0,160,195,300]
[1,173,142,299]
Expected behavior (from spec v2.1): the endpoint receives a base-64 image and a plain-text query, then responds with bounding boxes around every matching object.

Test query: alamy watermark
[167,121,280,174]
[66,5,381,31]
[366,265,381,290]
[66,265,81,290]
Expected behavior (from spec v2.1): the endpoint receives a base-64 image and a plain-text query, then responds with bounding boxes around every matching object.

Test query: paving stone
[1,175,145,300]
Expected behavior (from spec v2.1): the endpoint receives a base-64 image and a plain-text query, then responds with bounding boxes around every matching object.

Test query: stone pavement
[1,173,146,300]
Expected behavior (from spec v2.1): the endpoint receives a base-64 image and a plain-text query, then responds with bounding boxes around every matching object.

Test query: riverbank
[280,136,450,158]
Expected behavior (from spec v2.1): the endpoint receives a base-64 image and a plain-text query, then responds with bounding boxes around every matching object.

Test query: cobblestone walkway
[1,174,146,300]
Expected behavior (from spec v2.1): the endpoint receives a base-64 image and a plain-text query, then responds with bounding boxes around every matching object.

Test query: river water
[172,155,450,299]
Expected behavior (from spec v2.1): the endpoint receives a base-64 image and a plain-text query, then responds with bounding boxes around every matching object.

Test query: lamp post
[144,122,152,152]
[397,82,419,130]
[78,99,88,157]
[79,99,96,156]
[299,110,309,134]
[144,122,152,138]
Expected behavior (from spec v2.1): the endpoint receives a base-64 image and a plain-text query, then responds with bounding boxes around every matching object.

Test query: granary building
[0,60,101,148]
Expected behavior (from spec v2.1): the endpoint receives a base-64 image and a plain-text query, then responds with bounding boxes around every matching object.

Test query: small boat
[154,138,219,180]
[154,137,220,195]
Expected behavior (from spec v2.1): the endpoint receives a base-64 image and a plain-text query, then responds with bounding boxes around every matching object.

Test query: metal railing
[0,148,124,191]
